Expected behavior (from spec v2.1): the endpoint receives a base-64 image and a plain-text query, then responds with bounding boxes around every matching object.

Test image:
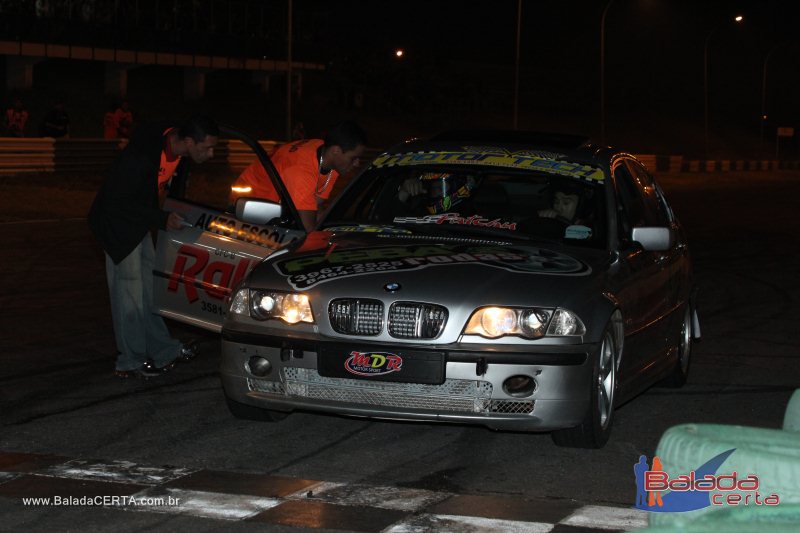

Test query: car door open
[152,126,305,332]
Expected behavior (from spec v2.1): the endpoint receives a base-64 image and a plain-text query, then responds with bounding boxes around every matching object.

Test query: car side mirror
[235,197,282,225]
[631,226,672,252]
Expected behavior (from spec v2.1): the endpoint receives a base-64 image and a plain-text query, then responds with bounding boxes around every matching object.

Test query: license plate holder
[317,345,445,385]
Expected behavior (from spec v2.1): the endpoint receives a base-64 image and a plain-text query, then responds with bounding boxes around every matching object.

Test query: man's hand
[538,208,557,219]
[167,212,188,230]
[398,178,424,203]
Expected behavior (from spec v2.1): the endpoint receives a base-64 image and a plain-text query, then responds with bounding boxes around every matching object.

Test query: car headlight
[464,307,584,339]
[229,288,314,324]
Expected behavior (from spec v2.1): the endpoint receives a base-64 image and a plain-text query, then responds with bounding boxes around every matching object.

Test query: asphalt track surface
[1,171,798,531]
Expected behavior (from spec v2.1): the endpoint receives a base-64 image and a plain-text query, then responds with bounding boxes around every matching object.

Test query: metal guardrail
[0,137,127,174]
[0,138,283,174]
[1,138,795,175]
[0,138,383,175]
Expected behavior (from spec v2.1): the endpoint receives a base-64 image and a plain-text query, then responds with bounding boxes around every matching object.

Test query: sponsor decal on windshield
[373,150,604,182]
[565,225,592,240]
[326,224,412,235]
[345,351,403,377]
[394,213,517,230]
[274,244,590,289]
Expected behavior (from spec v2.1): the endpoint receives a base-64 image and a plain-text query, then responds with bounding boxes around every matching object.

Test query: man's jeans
[105,235,180,371]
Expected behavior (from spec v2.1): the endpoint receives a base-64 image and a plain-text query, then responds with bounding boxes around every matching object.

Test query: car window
[324,164,607,248]
[625,160,671,226]
[611,160,648,239]
[168,139,272,214]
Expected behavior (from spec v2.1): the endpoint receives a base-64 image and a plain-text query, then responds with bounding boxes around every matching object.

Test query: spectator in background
[4,96,29,137]
[40,100,70,138]
[103,102,117,139]
[113,100,133,139]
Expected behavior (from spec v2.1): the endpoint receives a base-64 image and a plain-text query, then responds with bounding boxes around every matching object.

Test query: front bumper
[221,330,595,431]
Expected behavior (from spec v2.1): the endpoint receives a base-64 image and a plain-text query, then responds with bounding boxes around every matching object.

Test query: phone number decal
[275,245,589,289]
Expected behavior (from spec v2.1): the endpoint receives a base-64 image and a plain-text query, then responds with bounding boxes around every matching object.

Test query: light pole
[513,0,522,130]
[760,42,791,149]
[600,0,616,146]
[704,14,743,157]
[286,0,293,141]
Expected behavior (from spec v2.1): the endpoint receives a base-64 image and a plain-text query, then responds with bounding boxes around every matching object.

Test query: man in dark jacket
[88,115,219,378]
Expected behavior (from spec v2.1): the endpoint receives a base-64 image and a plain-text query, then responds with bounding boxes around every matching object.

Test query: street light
[760,42,791,149]
[286,0,293,141]
[600,0,616,146]
[513,0,522,130]
[704,14,744,157]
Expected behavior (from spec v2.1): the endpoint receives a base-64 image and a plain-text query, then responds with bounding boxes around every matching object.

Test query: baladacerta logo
[634,449,781,512]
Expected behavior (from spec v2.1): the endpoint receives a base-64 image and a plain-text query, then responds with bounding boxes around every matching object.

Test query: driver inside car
[397,172,477,215]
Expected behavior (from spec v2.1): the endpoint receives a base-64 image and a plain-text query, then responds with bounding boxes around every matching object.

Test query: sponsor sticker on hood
[274,244,590,289]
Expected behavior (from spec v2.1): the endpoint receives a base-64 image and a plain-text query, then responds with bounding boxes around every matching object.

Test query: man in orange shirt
[231,120,367,232]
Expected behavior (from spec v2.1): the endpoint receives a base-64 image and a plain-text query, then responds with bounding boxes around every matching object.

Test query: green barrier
[639,504,800,533]
[783,389,800,432]
[648,400,800,533]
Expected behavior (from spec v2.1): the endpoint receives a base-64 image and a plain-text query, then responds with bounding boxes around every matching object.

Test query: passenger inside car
[537,182,595,226]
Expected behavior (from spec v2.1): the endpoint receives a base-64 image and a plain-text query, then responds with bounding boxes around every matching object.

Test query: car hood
[249,230,612,310]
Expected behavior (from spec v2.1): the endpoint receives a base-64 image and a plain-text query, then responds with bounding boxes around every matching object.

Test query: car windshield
[323,163,607,248]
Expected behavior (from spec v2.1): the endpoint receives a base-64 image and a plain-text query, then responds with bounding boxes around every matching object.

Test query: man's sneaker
[140,358,177,377]
[177,342,198,362]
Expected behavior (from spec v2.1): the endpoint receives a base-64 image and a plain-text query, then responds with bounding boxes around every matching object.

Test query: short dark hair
[324,120,367,152]
[179,115,219,143]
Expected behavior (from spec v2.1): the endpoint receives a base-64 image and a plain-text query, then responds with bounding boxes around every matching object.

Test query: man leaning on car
[229,120,367,232]
[88,115,219,379]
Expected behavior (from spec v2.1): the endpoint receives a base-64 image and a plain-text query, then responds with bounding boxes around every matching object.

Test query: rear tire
[552,319,618,448]
[225,395,289,422]
[660,303,693,388]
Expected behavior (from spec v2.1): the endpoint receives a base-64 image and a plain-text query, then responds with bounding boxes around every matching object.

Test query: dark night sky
[293,0,800,152]
[3,0,798,154]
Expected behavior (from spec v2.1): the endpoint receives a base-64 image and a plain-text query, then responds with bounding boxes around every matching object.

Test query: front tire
[659,304,693,388]
[552,319,618,448]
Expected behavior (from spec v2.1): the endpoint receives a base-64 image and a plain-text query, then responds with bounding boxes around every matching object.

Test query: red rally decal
[168,244,252,302]
[345,351,403,377]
